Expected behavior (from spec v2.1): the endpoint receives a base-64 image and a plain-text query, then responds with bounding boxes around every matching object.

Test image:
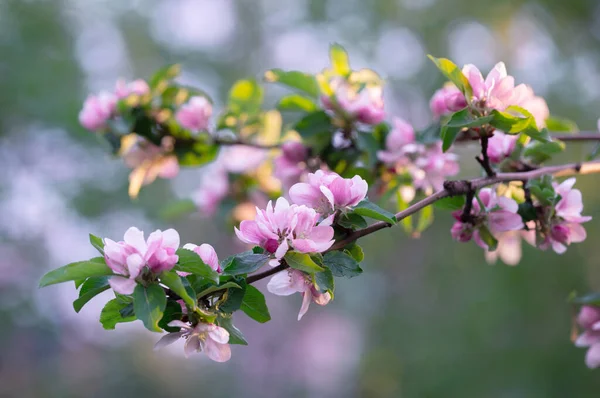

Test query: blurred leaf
[294,110,332,138]
[133,284,167,332]
[524,141,565,163]
[150,64,181,92]
[223,253,270,276]
[518,202,537,222]
[175,139,220,167]
[277,94,318,112]
[338,213,368,230]
[160,270,196,309]
[546,116,578,133]
[285,252,325,273]
[100,299,136,330]
[571,292,600,305]
[427,56,472,99]
[313,268,335,296]
[330,43,351,77]
[588,143,600,161]
[356,132,381,168]
[89,233,104,255]
[159,199,197,221]
[240,285,271,323]
[228,79,263,115]
[217,315,248,345]
[39,257,113,287]
[175,249,220,284]
[416,123,443,144]
[265,69,319,97]
[351,200,397,224]
[416,205,434,233]
[73,276,110,313]
[323,251,363,278]
[478,225,498,251]
[434,196,465,210]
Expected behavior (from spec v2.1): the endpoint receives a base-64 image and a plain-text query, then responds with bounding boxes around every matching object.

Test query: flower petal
[108,276,137,295]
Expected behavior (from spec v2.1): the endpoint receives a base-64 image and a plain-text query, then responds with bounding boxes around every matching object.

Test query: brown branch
[457,131,600,144]
[213,138,280,150]
[247,262,288,284]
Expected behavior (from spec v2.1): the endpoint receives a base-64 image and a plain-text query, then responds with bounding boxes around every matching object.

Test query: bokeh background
[2,0,600,396]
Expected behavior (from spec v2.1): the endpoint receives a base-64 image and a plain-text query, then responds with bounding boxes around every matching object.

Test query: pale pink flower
[511,85,549,128]
[484,226,536,266]
[323,78,385,125]
[176,96,213,132]
[221,145,267,173]
[413,142,460,192]
[154,321,231,362]
[574,305,600,368]
[78,92,117,131]
[267,269,331,320]
[193,165,229,216]
[182,243,221,273]
[274,141,308,189]
[554,178,592,223]
[234,197,334,266]
[487,131,518,164]
[103,227,180,294]
[377,118,418,164]
[289,170,368,215]
[115,78,150,99]
[429,85,467,118]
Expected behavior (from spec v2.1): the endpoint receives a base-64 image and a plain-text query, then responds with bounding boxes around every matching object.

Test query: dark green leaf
[323,251,363,278]
[351,200,397,224]
[133,284,167,332]
[416,123,443,144]
[313,268,334,295]
[217,315,248,345]
[427,56,472,99]
[89,234,104,255]
[160,270,196,309]
[240,285,271,323]
[434,196,466,211]
[518,202,537,222]
[73,276,110,313]
[285,252,325,273]
[39,257,113,288]
[294,111,332,138]
[175,140,220,167]
[175,249,219,284]
[100,299,136,330]
[197,282,242,300]
[337,213,368,230]
[265,69,319,98]
[158,300,185,333]
[223,253,270,276]
[219,281,247,313]
[252,246,265,254]
[440,108,493,152]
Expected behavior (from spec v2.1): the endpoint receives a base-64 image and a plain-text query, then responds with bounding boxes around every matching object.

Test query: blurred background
[2,0,600,396]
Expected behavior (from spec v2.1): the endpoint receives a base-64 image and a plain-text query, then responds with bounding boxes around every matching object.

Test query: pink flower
[487,131,517,164]
[462,62,517,111]
[429,85,467,118]
[182,243,221,273]
[377,118,418,164]
[78,92,117,131]
[289,170,368,215]
[115,79,150,99]
[274,141,308,189]
[539,222,587,254]
[267,269,331,320]
[221,145,267,173]
[484,226,536,266]
[176,96,212,132]
[103,227,180,294]
[323,78,385,125]
[511,85,549,128]
[575,305,600,368]
[234,197,334,266]
[193,165,229,216]
[554,178,592,223]
[154,321,231,362]
[413,142,460,192]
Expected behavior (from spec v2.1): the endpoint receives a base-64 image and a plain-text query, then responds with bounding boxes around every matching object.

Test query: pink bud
[176,96,212,132]
[78,92,117,131]
[281,141,309,163]
[487,132,517,164]
[325,78,385,125]
[429,85,467,118]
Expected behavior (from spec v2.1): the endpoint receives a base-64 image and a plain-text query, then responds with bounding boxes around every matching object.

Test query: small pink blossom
[103,227,180,294]
[115,79,150,99]
[182,243,221,273]
[377,118,417,164]
[176,96,212,132]
[429,85,467,118]
[484,227,536,266]
[413,142,460,192]
[221,145,267,173]
[323,78,385,125]
[574,305,600,368]
[487,131,518,164]
[274,141,308,189]
[78,92,117,131]
[193,165,229,216]
[234,197,334,266]
[267,269,331,320]
[154,321,231,362]
[289,170,368,215]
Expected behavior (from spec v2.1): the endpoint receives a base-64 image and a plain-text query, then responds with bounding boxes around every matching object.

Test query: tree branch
[213,138,280,150]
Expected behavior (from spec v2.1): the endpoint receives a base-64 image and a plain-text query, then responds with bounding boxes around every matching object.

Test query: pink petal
[126,253,144,279]
[109,276,137,295]
[123,227,147,254]
[184,336,200,357]
[197,243,220,272]
[298,291,312,321]
[289,183,321,207]
[274,239,289,259]
[204,340,232,362]
[235,221,265,245]
[208,326,230,344]
[586,344,600,369]
[267,271,303,296]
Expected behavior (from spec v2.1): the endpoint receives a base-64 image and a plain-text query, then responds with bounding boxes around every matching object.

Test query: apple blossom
[115,78,150,99]
[78,91,117,131]
[154,321,231,362]
[487,131,518,164]
[176,96,213,132]
[483,226,536,266]
[412,143,460,193]
[377,118,418,164]
[234,197,334,266]
[429,84,467,118]
[182,243,221,273]
[574,305,600,368]
[193,165,230,216]
[289,170,368,215]
[273,141,309,189]
[267,268,331,320]
[323,78,385,125]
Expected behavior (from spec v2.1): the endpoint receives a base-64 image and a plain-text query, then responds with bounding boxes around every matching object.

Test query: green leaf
[217,315,248,345]
[158,300,185,333]
[571,292,600,306]
[313,268,335,296]
[223,253,270,276]
[477,225,498,251]
[330,43,351,77]
[175,139,220,167]
[219,281,247,313]
[240,285,271,323]
[196,282,242,299]
[490,107,551,142]
[351,200,397,224]
[100,299,136,330]
[89,234,104,255]
[523,141,565,164]
[284,252,325,273]
[228,79,263,115]
[356,132,381,168]
[434,196,466,211]
[440,108,493,152]
[252,246,265,254]
[39,257,113,288]
[277,94,318,112]
[73,276,110,313]
[265,69,319,98]
[518,202,537,222]
[294,111,332,138]
[546,116,578,133]
[175,249,219,284]
[416,205,434,233]
[416,123,443,144]
[150,64,181,91]
[344,243,364,263]
[427,55,472,100]
[133,284,167,332]
[323,251,363,278]
[337,213,368,230]
[160,270,196,309]
[159,199,197,221]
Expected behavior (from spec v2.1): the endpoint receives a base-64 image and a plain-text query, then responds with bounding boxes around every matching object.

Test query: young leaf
[175,249,219,284]
[351,200,397,224]
[228,79,263,115]
[217,315,249,345]
[477,225,498,251]
[344,243,365,263]
[100,299,136,330]
[285,252,325,273]
[427,55,472,99]
[545,116,578,133]
[133,284,167,332]
[277,94,318,112]
[265,69,319,98]
[440,109,493,152]
[323,251,363,278]
[330,43,351,77]
[39,257,113,288]
[89,234,104,255]
[150,64,181,91]
[223,253,270,276]
[73,276,110,313]
[160,270,196,309]
[240,285,271,323]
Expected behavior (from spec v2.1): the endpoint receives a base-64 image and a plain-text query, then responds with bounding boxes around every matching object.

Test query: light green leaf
[40,257,113,288]
[196,282,242,300]
[344,243,364,263]
[416,205,434,233]
[330,43,351,77]
[160,270,196,309]
[150,64,181,91]
[523,141,565,163]
[477,225,498,252]
[546,116,578,133]
[285,252,325,274]
[240,285,271,323]
[100,299,136,330]
[89,234,104,255]
[351,200,397,224]
[265,69,319,97]
[434,196,466,211]
[427,55,472,100]
[133,284,167,332]
[277,94,318,112]
[228,79,263,115]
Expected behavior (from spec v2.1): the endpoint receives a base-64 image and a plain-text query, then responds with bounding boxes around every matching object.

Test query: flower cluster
[575,305,600,369]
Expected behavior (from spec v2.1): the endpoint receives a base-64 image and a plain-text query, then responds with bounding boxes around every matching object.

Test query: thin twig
[213,138,280,150]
